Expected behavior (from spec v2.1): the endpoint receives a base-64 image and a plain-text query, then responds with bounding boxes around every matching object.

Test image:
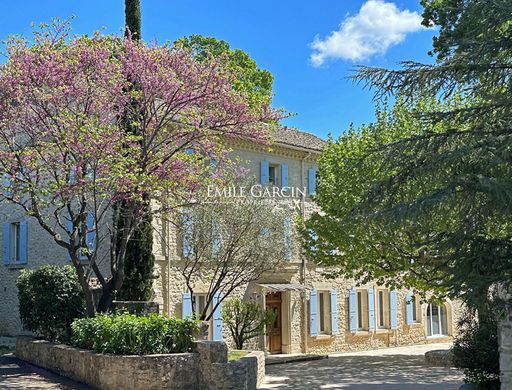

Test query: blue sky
[0,1,436,140]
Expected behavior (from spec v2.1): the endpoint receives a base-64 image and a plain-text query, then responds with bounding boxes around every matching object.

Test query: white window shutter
[406,293,414,325]
[330,289,338,335]
[368,288,375,332]
[390,289,398,330]
[281,163,288,187]
[19,221,28,264]
[3,223,10,265]
[309,289,318,336]
[260,160,269,185]
[212,292,223,341]
[349,288,358,333]
[182,293,192,319]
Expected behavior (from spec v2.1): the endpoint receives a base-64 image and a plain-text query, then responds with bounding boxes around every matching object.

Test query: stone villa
[0,126,460,354]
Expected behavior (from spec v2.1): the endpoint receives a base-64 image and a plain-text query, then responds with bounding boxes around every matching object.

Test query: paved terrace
[260,343,463,390]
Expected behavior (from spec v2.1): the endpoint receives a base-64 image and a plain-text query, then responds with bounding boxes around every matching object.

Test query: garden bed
[16,337,264,390]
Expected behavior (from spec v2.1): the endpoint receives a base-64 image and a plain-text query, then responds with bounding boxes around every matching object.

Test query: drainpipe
[300,151,311,354]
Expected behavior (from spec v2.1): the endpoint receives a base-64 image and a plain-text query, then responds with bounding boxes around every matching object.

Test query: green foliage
[16,265,85,342]
[117,204,155,301]
[124,0,141,40]
[453,306,503,389]
[71,313,198,355]
[174,35,274,111]
[222,298,276,350]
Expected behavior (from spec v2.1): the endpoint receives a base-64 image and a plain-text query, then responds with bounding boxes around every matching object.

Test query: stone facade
[0,127,462,357]
[16,337,265,390]
[155,134,463,355]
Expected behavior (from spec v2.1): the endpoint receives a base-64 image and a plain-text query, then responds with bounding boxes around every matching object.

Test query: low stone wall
[16,337,265,390]
[424,349,454,367]
[499,319,512,390]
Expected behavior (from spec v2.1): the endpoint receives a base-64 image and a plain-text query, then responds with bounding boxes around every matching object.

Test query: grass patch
[0,346,14,354]
[228,350,248,362]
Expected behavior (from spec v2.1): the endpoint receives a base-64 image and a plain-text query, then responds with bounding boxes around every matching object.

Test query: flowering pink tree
[0,22,279,316]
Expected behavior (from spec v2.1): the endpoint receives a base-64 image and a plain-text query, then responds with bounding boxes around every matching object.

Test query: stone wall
[499,319,512,389]
[16,337,265,390]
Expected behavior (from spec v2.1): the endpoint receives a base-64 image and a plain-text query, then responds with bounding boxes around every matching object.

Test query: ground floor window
[377,289,390,329]
[357,290,369,330]
[426,303,449,336]
[318,291,331,334]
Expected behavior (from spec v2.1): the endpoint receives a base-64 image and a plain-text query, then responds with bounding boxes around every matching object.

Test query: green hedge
[71,313,198,355]
[17,265,85,342]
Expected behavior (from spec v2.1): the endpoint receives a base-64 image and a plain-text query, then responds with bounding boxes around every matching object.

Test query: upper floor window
[260,160,289,188]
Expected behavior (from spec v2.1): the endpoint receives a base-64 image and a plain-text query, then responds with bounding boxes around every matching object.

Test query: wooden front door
[266,292,282,354]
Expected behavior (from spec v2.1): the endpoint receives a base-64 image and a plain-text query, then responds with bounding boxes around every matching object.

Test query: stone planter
[424,349,454,367]
[16,337,265,390]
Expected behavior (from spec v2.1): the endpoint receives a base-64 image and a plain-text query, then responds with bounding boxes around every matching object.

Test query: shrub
[16,265,85,342]
[71,313,198,355]
[453,308,501,389]
[222,298,276,350]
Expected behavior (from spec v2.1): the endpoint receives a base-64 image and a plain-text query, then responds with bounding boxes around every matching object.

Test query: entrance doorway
[266,292,282,354]
[426,303,449,337]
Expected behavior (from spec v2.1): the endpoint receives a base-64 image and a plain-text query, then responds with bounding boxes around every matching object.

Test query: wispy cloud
[310,0,425,66]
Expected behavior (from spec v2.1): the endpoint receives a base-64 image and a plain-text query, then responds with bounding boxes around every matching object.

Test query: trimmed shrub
[16,265,85,342]
[453,308,501,389]
[71,313,198,355]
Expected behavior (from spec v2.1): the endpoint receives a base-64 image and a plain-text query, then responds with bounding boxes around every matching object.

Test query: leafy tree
[174,35,274,111]
[0,21,280,316]
[175,194,288,321]
[17,265,85,342]
[222,298,276,350]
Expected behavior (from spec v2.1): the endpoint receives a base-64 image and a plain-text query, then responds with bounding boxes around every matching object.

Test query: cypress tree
[117,0,156,302]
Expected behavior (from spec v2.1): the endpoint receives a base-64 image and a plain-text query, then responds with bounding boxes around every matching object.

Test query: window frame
[9,222,21,264]
[268,163,280,187]
[376,289,390,329]
[317,290,332,335]
[357,289,369,331]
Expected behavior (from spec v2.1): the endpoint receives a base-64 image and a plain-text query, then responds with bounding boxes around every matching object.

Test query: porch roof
[257,283,309,292]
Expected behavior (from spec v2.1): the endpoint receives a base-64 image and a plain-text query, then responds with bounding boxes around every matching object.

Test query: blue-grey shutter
[212,292,223,341]
[330,289,338,335]
[19,221,28,264]
[69,168,76,185]
[212,220,221,256]
[86,213,96,251]
[3,223,10,265]
[368,288,375,332]
[406,293,414,325]
[185,148,194,155]
[309,289,318,336]
[390,289,398,330]
[182,292,192,319]
[182,209,193,257]
[284,216,292,261]
[260,160,269,185]
[281,163,288,187]
[307,168,316,195]
[349,288,358,333]
[4,174,11,197]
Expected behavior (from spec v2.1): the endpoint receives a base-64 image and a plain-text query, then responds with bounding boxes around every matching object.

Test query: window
[268,164,280,187]
[377,290,390,329]
[357,290,369,330]
[9,222,20,263]
[193,294,208,319]
[411,296,418,322]
[318,291,331,334]
[427,303,449,337]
